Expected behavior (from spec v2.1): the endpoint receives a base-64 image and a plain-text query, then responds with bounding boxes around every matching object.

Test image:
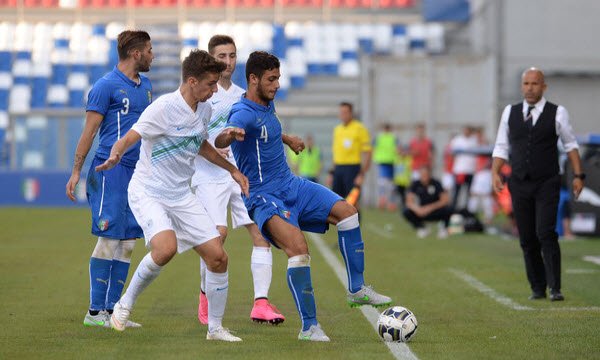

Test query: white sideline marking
[566,268,598,274]
[450,269,600,312]
[308,233,418,360]
[583,256,600,266]
[449,268,533,311]
[365,223,393,239]
[540,307,600,311]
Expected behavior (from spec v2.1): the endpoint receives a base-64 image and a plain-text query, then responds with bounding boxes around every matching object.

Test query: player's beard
[137,58,151,73]
[257,82,275,103]
[137,63,150,73]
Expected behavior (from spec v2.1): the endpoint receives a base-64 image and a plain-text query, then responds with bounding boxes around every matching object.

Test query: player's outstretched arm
[282,134,305,154]
[199,140,249,196]
[215,127,245,148]
[66,111,103,202]
[95,130,141,172]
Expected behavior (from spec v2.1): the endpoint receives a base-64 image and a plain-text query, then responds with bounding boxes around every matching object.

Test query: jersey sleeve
[359,124,372,152]
[131,102,167,139]
[86,79,111,116]
[227,108,255,132]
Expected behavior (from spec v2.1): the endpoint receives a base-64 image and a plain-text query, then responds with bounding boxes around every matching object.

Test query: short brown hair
[208,35,236,55]
[117,30,151,60]
[245,51,280,82]
[340,102,353,113]
[181,49,227,82]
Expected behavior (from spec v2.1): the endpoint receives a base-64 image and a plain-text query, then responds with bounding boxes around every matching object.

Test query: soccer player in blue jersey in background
[215,51,392,342]
[66,30,154,328]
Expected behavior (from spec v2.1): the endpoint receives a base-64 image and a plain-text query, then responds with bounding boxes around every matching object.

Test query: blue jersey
[87,66,153,167]
[228,96,293,194]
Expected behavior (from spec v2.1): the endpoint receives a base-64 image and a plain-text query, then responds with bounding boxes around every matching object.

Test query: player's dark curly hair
[181,49,227,81]
[117,30,151,60]
[245,51,280,82]
[208,35,236,55]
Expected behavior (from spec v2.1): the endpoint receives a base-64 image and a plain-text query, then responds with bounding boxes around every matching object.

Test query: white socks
[206,269,229,332]
[251,246,273,300]
[337,213,360,231]
[119,253,162,309]
[200,258,207,293]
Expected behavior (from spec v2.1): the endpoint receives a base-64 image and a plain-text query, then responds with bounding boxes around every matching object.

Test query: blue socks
[337,214,365,293]
[105,260,130,311]
[287,255,317,331]
[89,257,112,311]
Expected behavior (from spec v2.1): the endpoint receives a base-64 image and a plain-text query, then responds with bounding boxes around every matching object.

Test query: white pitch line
[540,307,600,311]
[365,223,393,239]
[308,233,418,360]
[448,268,533,311]
[450,268,600,312]
[566,268,598,274]
[583,256,600,266]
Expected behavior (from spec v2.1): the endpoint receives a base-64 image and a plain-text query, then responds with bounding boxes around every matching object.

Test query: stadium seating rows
[0,0,413,7]
[0,20,444,169]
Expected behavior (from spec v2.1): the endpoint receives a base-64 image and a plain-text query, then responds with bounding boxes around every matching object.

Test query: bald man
[491,68,584,302]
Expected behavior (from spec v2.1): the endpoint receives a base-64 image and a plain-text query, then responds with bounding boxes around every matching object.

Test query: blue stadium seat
[0,111,7,167]
[407,23,426,54]
[392,24,409,56]
[0,51,11,71]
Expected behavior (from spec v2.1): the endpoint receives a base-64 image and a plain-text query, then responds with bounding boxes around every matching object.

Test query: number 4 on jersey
[260,125,268,142]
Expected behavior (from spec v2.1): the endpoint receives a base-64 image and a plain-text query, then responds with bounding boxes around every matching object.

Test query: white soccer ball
[377,306,418,342]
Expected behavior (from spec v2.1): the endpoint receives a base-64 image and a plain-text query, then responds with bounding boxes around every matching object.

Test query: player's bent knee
[205,251,228,272]
[149,231,178,266]
[285,241,309,258]
[329,200,358,224]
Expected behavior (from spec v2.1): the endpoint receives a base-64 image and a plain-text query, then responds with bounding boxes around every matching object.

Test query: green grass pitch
[1,208,599,359]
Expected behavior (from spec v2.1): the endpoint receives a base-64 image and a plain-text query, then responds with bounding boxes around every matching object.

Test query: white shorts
[193,180,253,228]
[128,183,220,253]
[470,170,492,195]
[441,172,455,191]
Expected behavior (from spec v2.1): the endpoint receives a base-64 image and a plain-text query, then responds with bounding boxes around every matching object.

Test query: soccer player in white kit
[96,50,248,342]
[192,35,285,325]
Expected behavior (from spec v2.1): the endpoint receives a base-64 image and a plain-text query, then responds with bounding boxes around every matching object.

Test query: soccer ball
[377,306,418,342]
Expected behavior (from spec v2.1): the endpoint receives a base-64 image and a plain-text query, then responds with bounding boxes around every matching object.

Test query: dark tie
[525,105,534,129]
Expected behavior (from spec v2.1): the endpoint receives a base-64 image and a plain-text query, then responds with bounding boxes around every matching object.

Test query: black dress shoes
[550,290,565,301]
[528,292,546,300]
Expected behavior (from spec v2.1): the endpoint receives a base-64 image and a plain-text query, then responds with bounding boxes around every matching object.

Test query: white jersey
[130,89,211,201]
[192,83,245,185]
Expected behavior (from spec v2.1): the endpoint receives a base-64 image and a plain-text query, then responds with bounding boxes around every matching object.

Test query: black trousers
[403,207,452,229]
[452,173,474,210]
[332,164,361,198]
[509,174,561,293]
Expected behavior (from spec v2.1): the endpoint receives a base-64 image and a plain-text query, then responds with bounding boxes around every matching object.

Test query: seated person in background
[403,166,453,239]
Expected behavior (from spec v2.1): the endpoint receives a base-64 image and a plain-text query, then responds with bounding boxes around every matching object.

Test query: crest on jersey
[147,90,152,103]
[280,209,291,219]
[119,89,126,94]
[98,219,109,231]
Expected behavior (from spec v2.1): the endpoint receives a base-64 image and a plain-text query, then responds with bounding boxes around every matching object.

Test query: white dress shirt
[492,97,579,160]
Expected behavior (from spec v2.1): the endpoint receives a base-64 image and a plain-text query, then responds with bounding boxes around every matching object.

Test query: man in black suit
[491,68,584,301]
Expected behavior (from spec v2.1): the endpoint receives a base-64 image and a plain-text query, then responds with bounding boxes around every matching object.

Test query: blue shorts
[246,176,342,246]
[86,156,143,240]
[378,163,394,180]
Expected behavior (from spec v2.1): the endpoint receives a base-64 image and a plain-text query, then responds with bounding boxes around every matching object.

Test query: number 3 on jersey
[260,124,268,142]
[121,98,130,115]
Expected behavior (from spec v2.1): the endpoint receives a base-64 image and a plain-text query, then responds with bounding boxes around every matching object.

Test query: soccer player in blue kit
[215,51,392,342]
[66,30,154,328]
